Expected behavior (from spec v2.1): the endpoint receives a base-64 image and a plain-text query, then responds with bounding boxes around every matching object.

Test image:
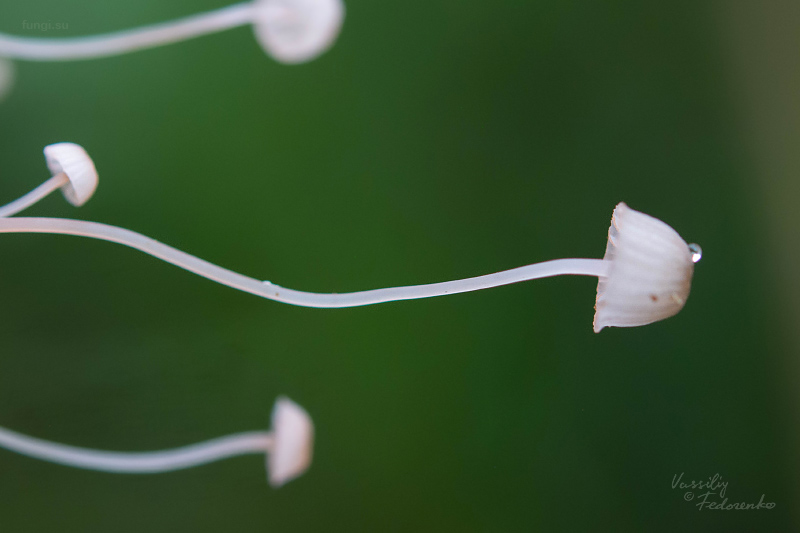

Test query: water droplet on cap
[688,243,702,263]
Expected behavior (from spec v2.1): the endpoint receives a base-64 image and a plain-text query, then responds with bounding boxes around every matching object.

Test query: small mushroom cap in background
[43,142,98,207]
[267,396,314,487]
[253,0,345,64]
[0,58,15,102]
[593,202,695,332]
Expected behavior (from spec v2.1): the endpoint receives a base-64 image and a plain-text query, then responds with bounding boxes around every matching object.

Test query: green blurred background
[0,1,797,531]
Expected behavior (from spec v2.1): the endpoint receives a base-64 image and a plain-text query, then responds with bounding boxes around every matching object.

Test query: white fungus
[43,142,99,207]
[0,142,97,218]
[268,396,315,487]
[593,202,698,332]
[0,144,700,331]
[253,0,345,64]
[0,0,344,63]
[0,396,314,487]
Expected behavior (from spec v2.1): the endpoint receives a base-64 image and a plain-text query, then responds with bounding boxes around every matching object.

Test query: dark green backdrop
[0,1,796,531]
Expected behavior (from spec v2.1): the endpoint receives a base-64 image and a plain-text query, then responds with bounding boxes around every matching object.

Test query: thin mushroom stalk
[0,396,314,487]
[0,0,344,97]
[1,143,701,331]
[0,173,68,218]
[0,214,612,306]
[0,426,273,473]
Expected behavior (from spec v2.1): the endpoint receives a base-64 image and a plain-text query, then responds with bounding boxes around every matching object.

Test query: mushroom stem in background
[0,396,314,487]
[0,173,68,217]
[0,0,344,64]
[0,426,273,473]
[0,3,253,61]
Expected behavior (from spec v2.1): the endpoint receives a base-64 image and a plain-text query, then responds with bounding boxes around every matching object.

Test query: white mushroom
[0,396,314,487]
[0,145,700,331]
[0,1,343,63]
[43,142,99,207]
[593,202,699,332]
[268,396,314,487]
[0,142,97,217]
[253,0,345,64]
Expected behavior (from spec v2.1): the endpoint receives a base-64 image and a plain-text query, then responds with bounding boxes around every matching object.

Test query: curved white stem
[0,217,610,308]
[0,2,256,61]
[0,174,68,217]
[0,425,273,473]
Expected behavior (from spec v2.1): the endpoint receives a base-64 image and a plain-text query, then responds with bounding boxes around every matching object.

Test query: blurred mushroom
[0,396,314,487]
[0,0,344,97]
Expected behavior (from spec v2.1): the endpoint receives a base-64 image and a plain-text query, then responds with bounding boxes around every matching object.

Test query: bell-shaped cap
[267,396,314,487]
[252,0,345,64]
[593,203,695,332]
[43,142,98,207]
[0,58,15,102]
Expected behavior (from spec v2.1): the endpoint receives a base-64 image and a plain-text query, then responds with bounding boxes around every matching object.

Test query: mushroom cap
[0,58,14,102]
[252,0,345,64]
[267,396,314,487]
[43,142,98,207]
[593,203,695,332]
